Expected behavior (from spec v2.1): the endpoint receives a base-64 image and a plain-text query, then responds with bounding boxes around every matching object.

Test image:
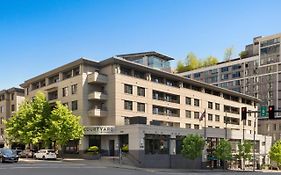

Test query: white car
[34,149,57,160]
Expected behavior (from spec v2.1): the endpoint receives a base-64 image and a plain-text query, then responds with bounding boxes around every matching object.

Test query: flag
[199,110,206,121]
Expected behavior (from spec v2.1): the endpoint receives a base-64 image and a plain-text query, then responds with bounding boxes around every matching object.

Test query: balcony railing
[88,108,107,117]
[88,72,108,84]
[88,91,107,100]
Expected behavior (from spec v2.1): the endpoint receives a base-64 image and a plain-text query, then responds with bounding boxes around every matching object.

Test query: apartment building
[178,33,281,143]
[0,88,25,147]
[20,52,270,168]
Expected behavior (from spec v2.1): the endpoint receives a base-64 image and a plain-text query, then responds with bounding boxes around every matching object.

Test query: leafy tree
[214,139,232,169]
[5,92,84,155]
[224,47,234,61]
[203,56,219,67]
[269,140,281,169]
[239,51,248,59]
[176,60,188,73]
[237,141,252,170]
[185,52,202,71]
[5,92,51,145]
[176,53,219,73]
[46,101,84,157]
[181,134,205,160]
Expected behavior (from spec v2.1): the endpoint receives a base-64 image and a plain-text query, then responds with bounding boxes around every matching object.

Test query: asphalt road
[0,159,280,175]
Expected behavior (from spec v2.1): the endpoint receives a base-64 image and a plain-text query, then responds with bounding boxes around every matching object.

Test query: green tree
[237,141,252,170]
[46,101,84,158]
[269,140,281,169]
[224,47,234,61]
[203,56,219,67]
[176,60,188,73]
[5,92,51,145]
[214,139,232,169]
[185,52,201,71]
[181,134,205,160]
[239,51,248,59]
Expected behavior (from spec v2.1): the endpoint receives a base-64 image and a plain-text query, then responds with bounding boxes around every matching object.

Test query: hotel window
[215,115,220,122]
[137,102,145,112]
[145,134,169,155]
[208,102,213,109]
[194,112,199,119]
[62,87,69,97]
[124,84,133,94]
[11,104,15,112]
[215,103,220,110]
[71,100,78,111]
[208,114,213,121]
[194,99,200,106]
[248,120,251,126]
[0,117,2,124]
[194,124,200,129]
[185,110,191,118]
[185,97,191,105]
[11,93,14,101]
[137,87,145,97]
[71,84,78,95]
[73,67,80,76]
[186,123,191,129]
[124,100,133,110]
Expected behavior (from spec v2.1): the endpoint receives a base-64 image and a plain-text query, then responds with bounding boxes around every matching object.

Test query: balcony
[88,72,108,84]
[88,108,108,117]
[88,91,107,100]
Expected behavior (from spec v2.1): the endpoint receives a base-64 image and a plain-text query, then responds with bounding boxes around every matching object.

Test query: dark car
[0,148,19,163]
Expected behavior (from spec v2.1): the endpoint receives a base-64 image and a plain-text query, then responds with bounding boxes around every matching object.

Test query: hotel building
[20,52,270,168]
[0,88,25,147]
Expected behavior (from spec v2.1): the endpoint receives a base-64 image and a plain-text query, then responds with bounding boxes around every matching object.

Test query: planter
[83,153,101,160]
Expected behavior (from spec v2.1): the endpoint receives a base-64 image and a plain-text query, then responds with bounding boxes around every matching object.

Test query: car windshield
[2,149,14,155]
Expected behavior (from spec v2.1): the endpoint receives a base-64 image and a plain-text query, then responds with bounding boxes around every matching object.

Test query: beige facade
[0,88,25,146]
[19,52,271,168]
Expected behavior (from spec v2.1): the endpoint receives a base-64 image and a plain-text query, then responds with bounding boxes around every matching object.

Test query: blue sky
[1,0,281,89]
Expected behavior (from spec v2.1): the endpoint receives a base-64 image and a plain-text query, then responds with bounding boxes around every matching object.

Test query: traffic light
[241,107,247,120]
[269,105,275,119]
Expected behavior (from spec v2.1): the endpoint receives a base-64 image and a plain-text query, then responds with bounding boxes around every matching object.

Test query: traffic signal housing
[241,107,247,120]
[269,105,275,119]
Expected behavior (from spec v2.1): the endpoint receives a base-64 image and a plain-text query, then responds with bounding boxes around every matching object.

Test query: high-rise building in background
[178,33,281,143]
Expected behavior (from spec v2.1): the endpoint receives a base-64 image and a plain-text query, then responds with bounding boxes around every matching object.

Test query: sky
[1,0,281,90]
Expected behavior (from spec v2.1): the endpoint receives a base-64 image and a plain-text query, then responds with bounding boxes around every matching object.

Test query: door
[109,140,115,156]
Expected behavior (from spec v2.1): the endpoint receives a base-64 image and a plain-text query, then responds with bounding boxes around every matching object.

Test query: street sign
[260,106,267,117]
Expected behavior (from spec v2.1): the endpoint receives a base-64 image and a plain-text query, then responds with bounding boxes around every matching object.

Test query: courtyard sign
[84,126,115,135]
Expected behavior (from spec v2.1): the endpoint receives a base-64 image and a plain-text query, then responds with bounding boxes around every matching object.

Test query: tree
[237,141,252,170]
[203,56,219,67]
[185,52,202,71]
[5,92,51,146]
[239,51,248,59]
[181,134,205,160]
[224,47,234,61]
[214,139,232,169]
[46,101,84,158]
[176,60,188,73]
[269,140,281,169]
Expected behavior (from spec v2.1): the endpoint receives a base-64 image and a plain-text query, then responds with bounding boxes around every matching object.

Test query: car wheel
[1,158,5,163]
[42,156,45,160]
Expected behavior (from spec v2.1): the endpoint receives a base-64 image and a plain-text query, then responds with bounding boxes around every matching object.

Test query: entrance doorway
[109,140,115,156]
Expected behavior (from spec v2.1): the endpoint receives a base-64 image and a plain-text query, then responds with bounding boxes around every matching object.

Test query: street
[0,159,280,175]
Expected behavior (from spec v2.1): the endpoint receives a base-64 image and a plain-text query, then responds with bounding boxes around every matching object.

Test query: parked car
[34,149,57,160]
[0,148,19,163]
[21,149,35,158]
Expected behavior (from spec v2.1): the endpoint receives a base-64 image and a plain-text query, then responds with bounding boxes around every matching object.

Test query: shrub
[87,146,99,153]
[121,145,129,153]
